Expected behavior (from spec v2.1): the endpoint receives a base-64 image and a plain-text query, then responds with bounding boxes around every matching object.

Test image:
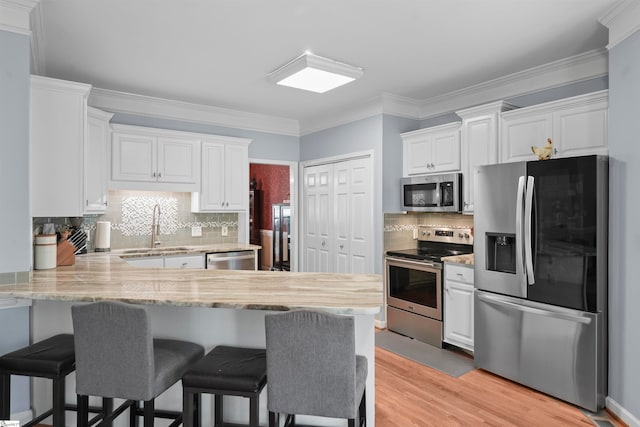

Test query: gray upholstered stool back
[265,310,362,419]
[72,301,155,401]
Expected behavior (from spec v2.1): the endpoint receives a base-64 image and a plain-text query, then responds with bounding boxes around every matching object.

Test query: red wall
[249,164,290,230]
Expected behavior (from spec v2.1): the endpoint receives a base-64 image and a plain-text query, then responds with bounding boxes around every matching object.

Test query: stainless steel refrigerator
[474,155,607,412]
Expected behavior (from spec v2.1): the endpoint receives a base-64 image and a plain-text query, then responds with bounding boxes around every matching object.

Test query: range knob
[458,233,464,238]
[422,231,430,236]
[464,233,470,239]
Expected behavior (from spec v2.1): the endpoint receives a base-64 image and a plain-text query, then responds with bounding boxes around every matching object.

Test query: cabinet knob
[158,172,162,178]
[340,244,344,250]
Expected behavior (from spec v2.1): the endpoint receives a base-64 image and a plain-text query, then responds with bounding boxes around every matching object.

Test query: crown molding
[89,88,300,137]
[600,0,640,49]
[299,92,421,136]
[418,48,608,120]
[29,0,44,74]
[0,0,38,35]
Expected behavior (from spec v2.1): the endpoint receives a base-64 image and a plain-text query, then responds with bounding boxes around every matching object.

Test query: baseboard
[607,396,640,427]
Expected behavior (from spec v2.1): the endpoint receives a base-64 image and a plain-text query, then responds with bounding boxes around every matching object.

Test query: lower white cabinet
[124,256,164,268]
[125,254,205,269]
[444,263,474,352]
[164,254,205,269]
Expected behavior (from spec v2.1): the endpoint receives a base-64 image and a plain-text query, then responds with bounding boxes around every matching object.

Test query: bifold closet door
[303,156,373,274]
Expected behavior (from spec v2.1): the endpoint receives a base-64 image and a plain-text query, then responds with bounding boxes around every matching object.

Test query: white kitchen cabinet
[164,254,205,269]
[84,107,114,214]
[302,156,373,274]
[111,124,200,191]
[124,256,164,268]
[444,263,474,352]
[191,136,250,212]
[30,76,91,217]
[456,101,516,213]
[401,122,461,176]
[501,90,608,163]
[124,254,205,269]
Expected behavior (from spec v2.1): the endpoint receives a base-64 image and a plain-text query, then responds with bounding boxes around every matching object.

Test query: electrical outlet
[191,225,202,237]
[412,228,418,239]
[221,225,228,237]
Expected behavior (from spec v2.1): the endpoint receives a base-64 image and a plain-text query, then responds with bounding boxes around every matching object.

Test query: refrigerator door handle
[516,176,526,294]
[524,176,535,285]
[477,292,592,325]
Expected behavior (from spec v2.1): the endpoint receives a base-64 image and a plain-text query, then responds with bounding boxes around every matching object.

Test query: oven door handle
[385,256,441,270]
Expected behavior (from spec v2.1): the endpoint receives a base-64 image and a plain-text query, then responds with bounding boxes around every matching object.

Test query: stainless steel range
[385,226,473,347]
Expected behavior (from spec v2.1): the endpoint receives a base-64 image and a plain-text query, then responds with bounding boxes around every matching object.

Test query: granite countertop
[114,243,262,259]
[0,248,382,315]
[442,253,474,265]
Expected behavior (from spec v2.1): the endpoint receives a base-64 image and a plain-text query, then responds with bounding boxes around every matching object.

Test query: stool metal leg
[52,375,66,427]
[249,395,259,427]
[129,401,138,427]
[193,393,201,427]
[0,373,10,420]
[77,395,89,427]
[143,400,154,427]
[182,391,193,427]
[214,395,223,426]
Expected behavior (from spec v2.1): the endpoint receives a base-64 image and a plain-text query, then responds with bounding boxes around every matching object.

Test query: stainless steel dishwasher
[206,250,256,270]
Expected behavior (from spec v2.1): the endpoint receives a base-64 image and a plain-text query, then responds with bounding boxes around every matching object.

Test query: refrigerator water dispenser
[486,233,516,274]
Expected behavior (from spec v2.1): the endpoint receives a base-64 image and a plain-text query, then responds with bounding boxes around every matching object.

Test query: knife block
[57,239,76,266]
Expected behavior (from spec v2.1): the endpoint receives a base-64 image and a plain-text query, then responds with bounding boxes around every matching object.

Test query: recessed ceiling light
[267,52,364,94]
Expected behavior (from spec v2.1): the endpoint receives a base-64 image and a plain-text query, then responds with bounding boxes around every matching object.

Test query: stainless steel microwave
[401,173,462,212]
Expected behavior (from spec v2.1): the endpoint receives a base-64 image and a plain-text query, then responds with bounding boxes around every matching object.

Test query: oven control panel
[418,226,473,245]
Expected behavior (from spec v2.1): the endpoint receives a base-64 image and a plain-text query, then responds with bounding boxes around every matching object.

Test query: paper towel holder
[94,221,111,252]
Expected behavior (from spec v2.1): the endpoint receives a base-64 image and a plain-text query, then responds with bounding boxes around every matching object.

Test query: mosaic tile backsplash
[33,190,239,251]
[384,212,474,252]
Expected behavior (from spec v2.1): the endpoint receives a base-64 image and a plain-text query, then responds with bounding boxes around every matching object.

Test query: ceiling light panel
[268,53,364,93]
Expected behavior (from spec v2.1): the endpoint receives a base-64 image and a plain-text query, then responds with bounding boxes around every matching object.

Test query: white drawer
[445,263,474,285]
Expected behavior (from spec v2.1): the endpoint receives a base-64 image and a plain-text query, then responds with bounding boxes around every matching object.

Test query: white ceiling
[34,0,616,129]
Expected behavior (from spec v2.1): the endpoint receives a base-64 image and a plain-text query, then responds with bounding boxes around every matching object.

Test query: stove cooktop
[386,247,472,262]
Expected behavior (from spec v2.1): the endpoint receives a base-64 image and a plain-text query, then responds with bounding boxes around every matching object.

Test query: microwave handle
[435,182,442,206]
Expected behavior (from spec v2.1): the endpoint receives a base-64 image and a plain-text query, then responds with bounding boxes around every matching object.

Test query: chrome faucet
[151,204,161,248]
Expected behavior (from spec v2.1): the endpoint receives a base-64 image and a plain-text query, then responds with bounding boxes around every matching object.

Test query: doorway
[249,159,297,271]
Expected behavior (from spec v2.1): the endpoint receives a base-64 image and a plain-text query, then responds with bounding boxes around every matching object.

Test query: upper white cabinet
[191,136,251,212]
[456,101,516,213]
[30,76,91,218]
[401,122,461,176]
[111,124,200,191]
[501,91,608,163]
[84,107,114,214]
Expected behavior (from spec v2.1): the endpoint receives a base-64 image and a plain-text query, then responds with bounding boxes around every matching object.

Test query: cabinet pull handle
[321,241,326,247]
[158,172,162,178]
[152,172,156,178]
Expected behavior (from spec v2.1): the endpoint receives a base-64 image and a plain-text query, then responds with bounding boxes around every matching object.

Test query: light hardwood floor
[376,345,625,427]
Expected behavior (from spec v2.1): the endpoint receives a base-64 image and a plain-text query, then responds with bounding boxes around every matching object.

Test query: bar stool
[265,310,367,427]
[71,301,204,427]
[182,345,267,427]
[0,334,75,427]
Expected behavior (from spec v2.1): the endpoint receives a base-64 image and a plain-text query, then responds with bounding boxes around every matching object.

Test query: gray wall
[111,113,300,162]
[0,30,31,274]
[608,30,640,421]
[300,115,384,274]
[0,29,32,415]
[382,115,420,213]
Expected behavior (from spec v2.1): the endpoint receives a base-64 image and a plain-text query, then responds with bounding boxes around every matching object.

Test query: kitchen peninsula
[0,252,382,426]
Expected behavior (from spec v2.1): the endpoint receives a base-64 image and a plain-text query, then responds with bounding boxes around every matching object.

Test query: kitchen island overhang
[0,252,382,426]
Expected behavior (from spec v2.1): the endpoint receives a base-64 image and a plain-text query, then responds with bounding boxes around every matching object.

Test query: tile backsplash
[33,190,239,251]
[384,212,474,252]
